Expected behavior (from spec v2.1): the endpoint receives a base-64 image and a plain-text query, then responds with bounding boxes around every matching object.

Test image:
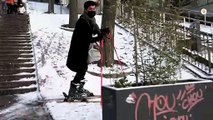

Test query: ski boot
[64,82,87,102]
[77,80,94,97]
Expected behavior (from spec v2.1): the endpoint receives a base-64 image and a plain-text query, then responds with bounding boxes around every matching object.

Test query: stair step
[0,68,35,75]
[0,18,29,21]
[0,17,29,20]
[0,87,37,95]
[0,45,32,49]
[0,16,29,18]
[0,32,29,35]
[0,22,29,24]
[0,18,29,20]
[0,21,29,23]
[0,37,30,39]
[0,42,31,46]
[0,54,33,59]
[0,34,30,37]
[0,27,29,29]
[0,14,37,95]
[0,23,29,25]
[0,20,29,23]
[0,81,36,89]
[0,63,34,69]
[0,14,29,17]
[0,24,29,27]
[0,37,31,42]
[0,37,30,41]
[0,48,32,54]
[0,74,35,81]
[0,48,32,52]
[0,58,33,63]
[0,46,32,51]
[0,30,29,33]
[0,43,32,47]
[0,50,32,54]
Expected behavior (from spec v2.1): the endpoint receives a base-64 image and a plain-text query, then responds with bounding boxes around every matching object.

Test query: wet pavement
[0,94,52,120]
[0,95,17,111]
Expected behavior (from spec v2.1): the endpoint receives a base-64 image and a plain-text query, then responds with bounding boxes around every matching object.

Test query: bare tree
[69,0,78,28]
[118,0,184,85]
[101,0,117,67]
[47,0,54,13]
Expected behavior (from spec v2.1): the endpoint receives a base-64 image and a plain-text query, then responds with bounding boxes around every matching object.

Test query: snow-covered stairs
[0,14,37,95]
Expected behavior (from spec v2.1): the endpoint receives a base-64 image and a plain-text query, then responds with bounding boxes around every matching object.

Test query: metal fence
[180,16,213,75]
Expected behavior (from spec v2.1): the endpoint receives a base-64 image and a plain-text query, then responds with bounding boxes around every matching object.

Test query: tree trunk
[48,0,54,13]
[101,0,117,67]
[69,0,78,28]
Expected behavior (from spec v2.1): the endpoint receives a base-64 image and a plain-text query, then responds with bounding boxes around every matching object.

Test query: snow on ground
[28,2,198,119]
[27,2,127,119]
[1,1,207,120]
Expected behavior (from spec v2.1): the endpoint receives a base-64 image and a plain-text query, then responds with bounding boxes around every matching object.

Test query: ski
[62,92,101,103]
[40,98,100,103]
[40,95,100,103]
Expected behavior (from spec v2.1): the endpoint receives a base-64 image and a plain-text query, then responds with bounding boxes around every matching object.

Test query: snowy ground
[28,2,199,119]
[0,1,208,120]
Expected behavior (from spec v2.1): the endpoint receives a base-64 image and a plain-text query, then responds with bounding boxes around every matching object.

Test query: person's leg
[11,4,15,14]
[72,69,87,84]
[72,66,94,96]
[6,4,10,14]
[8,4,13,14]
[67,67,87,100]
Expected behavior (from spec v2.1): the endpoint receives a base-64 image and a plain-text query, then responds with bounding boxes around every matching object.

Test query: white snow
[1,1,212,120]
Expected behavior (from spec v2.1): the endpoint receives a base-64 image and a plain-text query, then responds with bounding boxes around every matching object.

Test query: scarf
[80,12,101,34]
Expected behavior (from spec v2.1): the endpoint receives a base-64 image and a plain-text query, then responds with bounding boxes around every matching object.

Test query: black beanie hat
[84,1,97,10]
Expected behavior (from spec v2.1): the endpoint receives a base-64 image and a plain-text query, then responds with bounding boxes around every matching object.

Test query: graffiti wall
[102,81,213,120]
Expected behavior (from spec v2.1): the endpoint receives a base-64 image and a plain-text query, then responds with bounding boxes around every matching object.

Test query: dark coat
[66,13,103,72]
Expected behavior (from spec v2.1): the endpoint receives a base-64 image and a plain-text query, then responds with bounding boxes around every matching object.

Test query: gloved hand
[101,27,110,34]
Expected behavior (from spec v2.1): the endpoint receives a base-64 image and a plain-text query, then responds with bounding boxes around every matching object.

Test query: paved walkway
[0,93,53,120]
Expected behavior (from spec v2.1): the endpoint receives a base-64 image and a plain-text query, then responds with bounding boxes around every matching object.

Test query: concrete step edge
[0,81,36,89]
[0,87,37,95]
[0,74,36,81]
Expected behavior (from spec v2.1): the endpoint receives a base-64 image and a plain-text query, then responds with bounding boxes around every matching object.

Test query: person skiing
[66,0,109,101]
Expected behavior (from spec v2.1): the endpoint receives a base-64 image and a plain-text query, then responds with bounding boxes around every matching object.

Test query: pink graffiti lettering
[134,84,204,120]
[176,84,204,112]
[135,93,176,120]
[169,115,189,120]
[182,89,204,112]
[185,84,195,92]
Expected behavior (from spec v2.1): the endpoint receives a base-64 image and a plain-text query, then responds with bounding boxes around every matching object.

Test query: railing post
[211,23,213,41]
[207,35,211,73]
[184,17,186,39]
